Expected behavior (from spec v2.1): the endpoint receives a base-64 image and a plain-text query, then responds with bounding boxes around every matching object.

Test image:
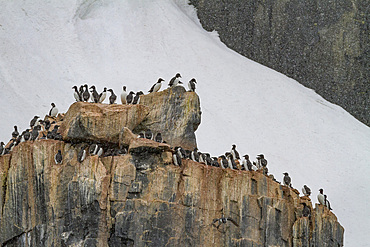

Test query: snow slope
[0,0,369,245]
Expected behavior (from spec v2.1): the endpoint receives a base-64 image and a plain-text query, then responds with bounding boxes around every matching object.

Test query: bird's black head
[137,91,144,95]
[108,89,113,93]
[58,150,61,153]
[158,78,164,82]
[259,154,264,158]
[14,125,17,129]
[319,188,323,193]
[104,87,107,91]
[123,86,126,91]
[283,172,289,175]
[51,103,55,107]
[191,78,197,83]
[232,144,236,149]
[176,73,181,78]
[1,142,4,145]
[34,116,39,119]
[243,154,249,158]
[72,86,77,90]
[84,84,88,88]
[301,202,307,206]
[130,91,135,94]
[89,85,95,89]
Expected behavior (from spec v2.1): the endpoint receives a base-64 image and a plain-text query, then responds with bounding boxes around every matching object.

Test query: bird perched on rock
[188,78,197,92]
[30,125,41,141]
[44,120,51,131]
[226,153,238,169]
[89,144,99,155]
[98,87,107,103]
[212,157,220,167]
[149,78,164,93]
[317,189,325,205]
[55,150,63,164]
[231,144,240,160]
[283,172,292,187]
[126,91,135,104]
[132,91,144,105]
[107,89,117,104]
[120,86,127,104]
[301,202,311,217]
[176,147,186,159]
[49,103,58,117]
[137,132,145,138]
[155,133,162,143]
[324,195,333,211]
[89,86,100,103]
[242,154,252,171]
[82,84,90,102]
[258,154,267,167]
[30,116,40,128]
[302,185,311,197]
[168,73,181,87]
[173,152,182,166]
[145,129,153,140]
[12,126,19,139]
[219,155,228,169]
[77,145,88,163]
[72,86,82,101]
[191,148,200,162]
[23,130,31,141]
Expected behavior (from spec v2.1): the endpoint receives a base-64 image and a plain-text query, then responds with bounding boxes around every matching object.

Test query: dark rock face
[189,0,369,126]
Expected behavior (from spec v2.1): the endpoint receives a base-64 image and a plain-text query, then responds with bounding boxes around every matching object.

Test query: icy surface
[0,1,369,245]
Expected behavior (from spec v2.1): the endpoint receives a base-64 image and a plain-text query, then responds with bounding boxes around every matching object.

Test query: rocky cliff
[189,0,369,126]
[0,88,343,246]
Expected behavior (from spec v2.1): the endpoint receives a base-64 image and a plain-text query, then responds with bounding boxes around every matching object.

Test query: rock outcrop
[0,89,343,246]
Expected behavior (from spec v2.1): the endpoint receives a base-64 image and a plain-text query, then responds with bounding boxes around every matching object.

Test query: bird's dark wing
[149,84,155,92]
[226,218,239,227]
[212,218,219,224]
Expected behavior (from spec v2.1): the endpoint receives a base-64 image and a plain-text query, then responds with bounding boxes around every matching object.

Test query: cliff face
[189,0,369,126]
[0,89,343,246]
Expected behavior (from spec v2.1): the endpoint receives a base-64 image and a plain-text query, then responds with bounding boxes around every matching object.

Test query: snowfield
[0,1,369,246]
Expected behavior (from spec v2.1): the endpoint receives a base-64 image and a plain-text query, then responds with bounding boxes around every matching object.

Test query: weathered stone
[59,102,149,144]
[118,127,137,147]
[136,86,201,150]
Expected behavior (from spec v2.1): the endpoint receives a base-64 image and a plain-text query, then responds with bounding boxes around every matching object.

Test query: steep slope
[0,0,369,245]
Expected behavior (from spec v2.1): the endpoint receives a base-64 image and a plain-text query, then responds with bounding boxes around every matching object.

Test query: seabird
[98,87,107,103]
[107,89,117,104]
[24,130,31,141]
[176,147,186,159]
[173,152,182,166]
[49,103,58,117]
[132,91,144,105]
[317,189,325,205]
[148,78,164,93]
[302,185,311,197]
[55,150,63,164]
[155,133,162,143]
[324,195,333,210]
[301,202,311,217]
[242,154,253,171]
[188,78,197,92]
[283,172,291,187]
[145,129,153,140]
[120,86,127,104]
[226,153,238,169]
[219,155,228,169]
[96,146,104,157]
[212,157,220,167]
[126,91,135,104]
[72,86,82,101]
[30,116,40,128]
[82,84,90,102]
[77,145,88,163]
[89,86,100,103]
[168,73,181,87]
[231,144,240,160]
[138,132,145,138]
[191,148,200,162]
[12,126,19,139]
[89,144,99,155]
[199,152,205,163]
[258,154,268,167]
[0,142,4,155]
[30,125,41,141]
[44,120,51,131]
[79,85,84,97]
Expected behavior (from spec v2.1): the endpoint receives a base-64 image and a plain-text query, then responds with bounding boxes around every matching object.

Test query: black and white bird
[149,78,164,93]
[89,144,99,155]
[0,142,5,155]
[168,73,181,87]
[120,86,127,104]
[49,103,58,117]
[132,91,144,105]
[108,89,117,104]
[12,126,19,139]
[219,155,228,169]
[82,84,90,102]
[145,129,153,140]
[324,195,333,211]
[44,120,51,131]
[302,185,311,197]
[173,152,182,166]
[188,78,197,92]
[98,87,107,103]
[231,144,240,160]
[30,125,41,141]
[77,145,88,163]
[155,133,162,143]
[191,148,200,162]
[258,154,268,167]
[317,189,325,205]
[55,150,63,164]
[30,116,40,128]
[79,85,84,97]
[126,91,135,104]
[226,153,238,169]
[176,147,186,159]
[24,130,31,141]
[212,210,239,229]
[138,132,145,138]
[301,202,311,217]
[96,146,104,157]
[242,154,253,171]
[283,172,292,187]
[72,86,82,101]
[89,86,100,103]
[212,157,220,167]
